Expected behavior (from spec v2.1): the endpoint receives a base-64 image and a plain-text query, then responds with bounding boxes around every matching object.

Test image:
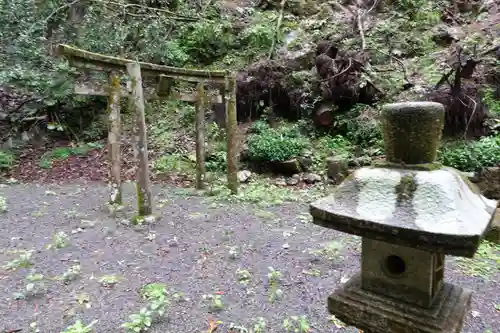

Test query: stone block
[472,167,500,200]
[361,239,444,308]
[326,156,348,184]
[485,209,500,244]
[328,274,472,333]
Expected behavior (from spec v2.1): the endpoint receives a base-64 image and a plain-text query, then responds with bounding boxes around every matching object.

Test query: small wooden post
[225,72,238,194]
[107,71,122,204]
[126,62,153,216]
[195,82,206,189]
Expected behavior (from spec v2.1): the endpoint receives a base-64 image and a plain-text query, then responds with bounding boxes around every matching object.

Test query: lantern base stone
[328,273,471,333]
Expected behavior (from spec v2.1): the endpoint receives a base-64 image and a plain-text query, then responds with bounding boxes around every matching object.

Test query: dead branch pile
[236,61,294,122]
[425,44,499,138]
[235,40,381,125]
[315,42,377,107]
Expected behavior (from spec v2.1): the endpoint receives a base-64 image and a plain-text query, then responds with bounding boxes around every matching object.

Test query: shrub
[0,150,15,170]
[153,154,194,174]
[248,120,270,134]
[439,135,500,172]
[247,124,310,162]
[206,141,228,172]
[483,87,500,116]
[178,20,235,64]
[38,143,102,169]
[335,104,382,148]
[179,104,196,128]
[317,135,352,155]
[241,22,275,51]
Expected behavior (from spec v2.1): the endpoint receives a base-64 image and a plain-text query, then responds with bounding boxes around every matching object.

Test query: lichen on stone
[381,102,445,165]
[394,173,418,203]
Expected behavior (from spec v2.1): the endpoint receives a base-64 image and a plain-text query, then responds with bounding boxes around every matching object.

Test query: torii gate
[57,44,238,219]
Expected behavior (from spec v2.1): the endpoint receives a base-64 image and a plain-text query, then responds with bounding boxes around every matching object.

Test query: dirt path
[0,182,498,333]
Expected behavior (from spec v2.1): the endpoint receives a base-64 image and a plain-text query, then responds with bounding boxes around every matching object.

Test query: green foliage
[248,120,270,134]
[282,315,311,333]
[247,124,310,162]
[139,282,171,317]
[122,283,179,333]
[204,123,228,172]
[38,143,102,169]
[206,148,227,172]
[0,0,82,135]
[317,135,352,156]
[394,0,441,22]
[3,250,34,270]
[13,272,47,300]
[0,0,76,92]
[310,135,352,171]
[240,11,277,52]
[81,114,108,141]
[335,104,382,148]
[141,283,168,300]
[0,150,15,170]
[153,153,195,174]
[241,23,275,51]
[78,2,194,66]
[178,20,234,64]
[439,135,500,172]
[47,231,70,250]
[483,88,500,116]
[363,0,440,96]
[455,240,500,279]
[179,104,196,128]
[121,307,153,333]
[60,320,97,333]
[0,0,259,141]
[147,101,184,149]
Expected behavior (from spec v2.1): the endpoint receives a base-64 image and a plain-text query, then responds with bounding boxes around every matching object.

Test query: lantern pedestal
[328,274,471,333]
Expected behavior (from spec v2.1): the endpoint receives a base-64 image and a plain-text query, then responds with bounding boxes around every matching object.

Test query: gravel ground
[0,182,498,333]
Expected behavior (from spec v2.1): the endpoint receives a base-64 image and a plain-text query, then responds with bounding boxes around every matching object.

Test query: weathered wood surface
[195,82,206,190]
[58,44,227,83]
[225,73,239,194]
[73,83,223,103]
[107,71,122,204]
[126,62,153,216]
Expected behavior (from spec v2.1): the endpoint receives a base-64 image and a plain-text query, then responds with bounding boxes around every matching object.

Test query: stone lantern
[309,102,497,333]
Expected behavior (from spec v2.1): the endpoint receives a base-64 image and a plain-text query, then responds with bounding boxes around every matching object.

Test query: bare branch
[357,9,366,50]
[268,0,287,60]
[462,94,477,140]
[363,0,381,17]
[27,0,82,34]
